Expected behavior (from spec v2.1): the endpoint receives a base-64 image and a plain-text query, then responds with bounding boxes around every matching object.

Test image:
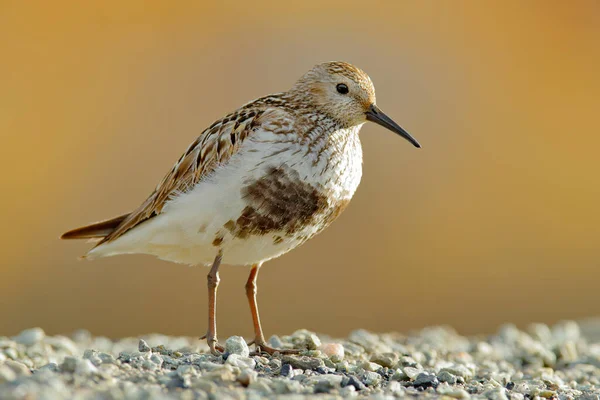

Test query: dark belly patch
[224,166,337,239]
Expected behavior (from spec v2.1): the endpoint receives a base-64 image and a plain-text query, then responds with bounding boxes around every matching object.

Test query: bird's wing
[96,106,284,246]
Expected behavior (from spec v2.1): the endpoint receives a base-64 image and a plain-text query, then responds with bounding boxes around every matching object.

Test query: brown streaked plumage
[61,61,421,355]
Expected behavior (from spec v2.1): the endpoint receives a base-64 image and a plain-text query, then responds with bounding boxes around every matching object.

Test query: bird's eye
[336,83,349,94]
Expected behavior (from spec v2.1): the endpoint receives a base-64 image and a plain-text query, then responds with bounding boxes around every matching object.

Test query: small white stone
[387,380,403,393]
[305,374,344,386]
[403,366,422,379]
[74,359,98,376]
[225,336,249,357]
[4,348,18,360]
[362,371,382,386]
[0,365,17,383]
[226,354,256,369]
[362,361,383,372]
[4,360,30,377]
[13,328,45,346]
[305,334,321,350]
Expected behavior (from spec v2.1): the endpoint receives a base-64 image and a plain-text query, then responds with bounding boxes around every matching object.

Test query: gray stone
[305,334,321,350]
[282,355,325,370]
[248,379,273,394]
[4,360,31,376]
[0,365,17,383]
[392,368,409,381]
[225,354,256,369]
[98,352,116,364]
[362,360,384,372]
[268,357,282,369]
[344,375,367,391]
[83,349,103,366]
[362,370,382,386]
[371,352,399,368]
[268,335,284,348]
[306,374,343,392]
[437,384,472,398]
[138,339,151,352]
[280,363,293,377]
[3,347,18,360]
[399,355,419,367]
[60,356,78,373]
[13,328,45,346]
[71,329,92,343]
[438,370,458,384]
[74,359,99,376]
[225,335,249,357]
[37,362,59,373]
[149,353,163,367]
[292,373,307,382]
[413,372,439,390]
[403,366,422,379]
[484,387,509,400]
[387,380,403,394]
[441,364,474,379]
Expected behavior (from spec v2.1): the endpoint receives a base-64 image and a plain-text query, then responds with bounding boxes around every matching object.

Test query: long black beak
[365,104,421,148]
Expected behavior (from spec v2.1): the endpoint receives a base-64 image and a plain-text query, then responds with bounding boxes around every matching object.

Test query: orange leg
[245,263,300,355]
[201,251,225,355]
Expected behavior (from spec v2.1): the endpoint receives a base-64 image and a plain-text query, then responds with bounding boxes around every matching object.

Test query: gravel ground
[2,321,600,399]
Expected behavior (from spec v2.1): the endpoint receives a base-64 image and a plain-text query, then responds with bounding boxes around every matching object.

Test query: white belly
[88,127,363,266]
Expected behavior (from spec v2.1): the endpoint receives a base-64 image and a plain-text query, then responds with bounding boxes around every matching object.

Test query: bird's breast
[227,125,363,241]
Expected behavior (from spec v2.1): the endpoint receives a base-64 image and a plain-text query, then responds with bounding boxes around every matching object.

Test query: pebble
[268,335,284,348]
[319,343,345,361]
[362,370,382,386]
[349,329,382,350]
[60,356,78,373]
[0,365,17,383]
[3,348,18,360]
[392,368,409,381]
[74,359,98,376]
[413,372,439,390]
[13,328,45,346]
[437,384,472,398]
[225,336,249,357]
[345,375,367,391]
[399,355,419,367]
[280,363,293,377]
[403,366,423,379]
[441,364,474,379]
[37,362,59,373]
[305,334,321,350]
[362,360,384,372]
[138,339,151,352]
[225,354,256,369]
[281,355,324,370]
[4,360,31,376]
[237,369,257,386]
[438,370,458,384]
[371,352,399,368]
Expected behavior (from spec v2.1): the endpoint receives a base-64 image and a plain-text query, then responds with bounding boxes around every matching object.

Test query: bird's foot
[248,338,301,356]
[200,333,225,356]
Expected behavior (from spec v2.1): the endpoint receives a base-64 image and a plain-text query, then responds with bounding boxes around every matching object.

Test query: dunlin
[62,61,421,355]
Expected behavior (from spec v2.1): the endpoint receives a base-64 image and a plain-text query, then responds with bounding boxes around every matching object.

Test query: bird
[61,61,421,355]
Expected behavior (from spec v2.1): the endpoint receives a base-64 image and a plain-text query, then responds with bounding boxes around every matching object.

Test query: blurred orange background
[1,1,599,339]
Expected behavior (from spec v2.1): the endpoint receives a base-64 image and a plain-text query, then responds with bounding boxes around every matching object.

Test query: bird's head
[291,61,420,148]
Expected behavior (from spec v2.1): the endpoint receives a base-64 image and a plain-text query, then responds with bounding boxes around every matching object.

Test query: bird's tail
[60,214,130,240]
